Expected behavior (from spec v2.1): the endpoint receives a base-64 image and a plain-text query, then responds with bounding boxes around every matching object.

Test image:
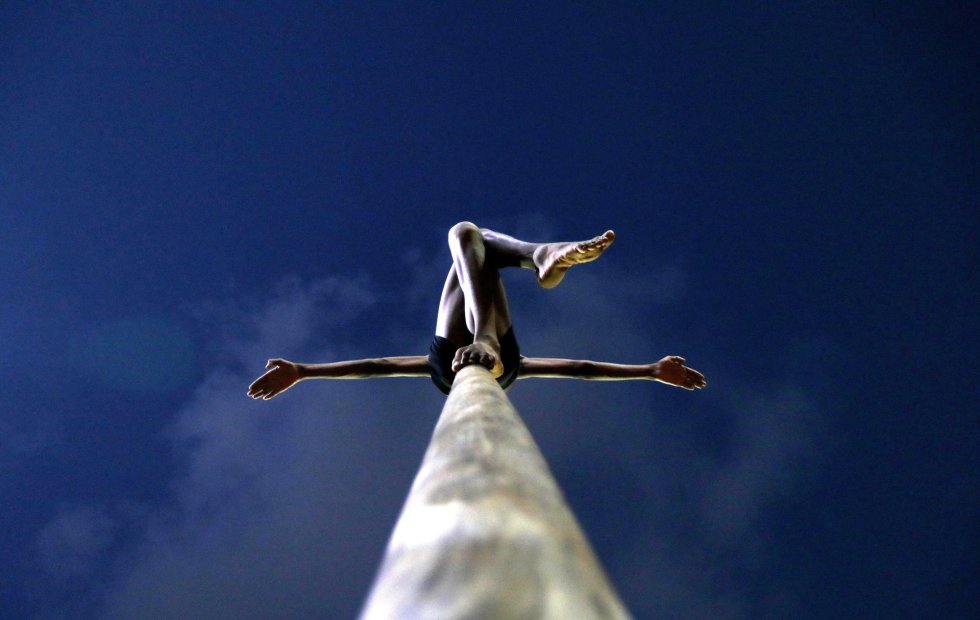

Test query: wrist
[649,362,661,380]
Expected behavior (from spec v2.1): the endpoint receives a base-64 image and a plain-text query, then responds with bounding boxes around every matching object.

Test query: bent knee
[448,221,482,247]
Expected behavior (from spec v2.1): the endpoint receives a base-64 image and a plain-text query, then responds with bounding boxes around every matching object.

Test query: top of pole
[361,364,632,620]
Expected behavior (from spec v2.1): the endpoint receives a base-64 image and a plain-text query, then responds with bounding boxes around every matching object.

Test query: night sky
[2,2,977,618]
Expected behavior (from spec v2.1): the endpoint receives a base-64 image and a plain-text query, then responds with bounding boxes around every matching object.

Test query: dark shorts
[428,328,521,395]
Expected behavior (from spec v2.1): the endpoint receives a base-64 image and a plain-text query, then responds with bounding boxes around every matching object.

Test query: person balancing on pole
[247,222,706,400]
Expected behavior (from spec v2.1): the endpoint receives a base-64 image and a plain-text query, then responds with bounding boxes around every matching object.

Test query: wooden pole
[360,364,632,620]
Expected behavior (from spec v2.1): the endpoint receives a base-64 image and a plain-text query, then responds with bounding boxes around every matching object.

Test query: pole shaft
[361,365,632,620]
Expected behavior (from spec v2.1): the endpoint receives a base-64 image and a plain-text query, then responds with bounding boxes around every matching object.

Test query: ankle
[474,333,500,347]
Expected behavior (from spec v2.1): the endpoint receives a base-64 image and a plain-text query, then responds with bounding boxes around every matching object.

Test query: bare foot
[452,336,504,378]
[533,230,615,289]
[653,356,707,390]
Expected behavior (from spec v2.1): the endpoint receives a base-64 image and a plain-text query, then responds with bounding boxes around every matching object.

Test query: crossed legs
[435,222,615,377]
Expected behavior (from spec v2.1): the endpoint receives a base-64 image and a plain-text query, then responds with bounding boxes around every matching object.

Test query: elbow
[577,361,597,377]
[359,361,382,377]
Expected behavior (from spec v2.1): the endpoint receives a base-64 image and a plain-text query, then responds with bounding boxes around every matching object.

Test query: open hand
[247,358,303,400]
[653,356,707,390]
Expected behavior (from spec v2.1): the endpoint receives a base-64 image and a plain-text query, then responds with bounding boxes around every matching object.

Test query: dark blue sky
[2,2,977,618]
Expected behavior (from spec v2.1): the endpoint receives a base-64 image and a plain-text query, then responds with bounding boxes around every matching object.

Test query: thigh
[434,268,470,342]
[434,267,513,342]
[491,276,513,335]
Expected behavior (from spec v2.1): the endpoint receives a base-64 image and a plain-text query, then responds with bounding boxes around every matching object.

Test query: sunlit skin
[248,223,706,400]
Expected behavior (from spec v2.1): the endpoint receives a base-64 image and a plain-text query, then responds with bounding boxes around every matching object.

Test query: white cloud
[498,258,819,618]
[97,276,440,618]
[36,505,116,580]
[697,386,819,542]
[71,261,820,619]
[609,385,820,619]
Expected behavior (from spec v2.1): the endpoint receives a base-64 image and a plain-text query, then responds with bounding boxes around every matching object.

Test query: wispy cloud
[35,505,116,580]
[615,387,819,619]
[26,260,820,619]
[96,276,439,618]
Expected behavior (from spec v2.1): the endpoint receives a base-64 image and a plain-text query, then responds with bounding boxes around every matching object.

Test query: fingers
[247,382,268,399]
[686,368,707,389]
[247,384,280,400]
[659,355,707,390]
[249,365,286,399]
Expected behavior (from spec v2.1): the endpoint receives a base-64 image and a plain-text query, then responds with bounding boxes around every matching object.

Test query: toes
[452,344,502,374]
[478,352,496,370]
[452,347,479,371]
[587,231,614,249]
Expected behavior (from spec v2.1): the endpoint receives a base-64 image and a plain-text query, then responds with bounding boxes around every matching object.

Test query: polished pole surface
[360,364,632,620]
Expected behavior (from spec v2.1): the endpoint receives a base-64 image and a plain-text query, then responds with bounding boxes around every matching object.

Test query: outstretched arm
[519,355,707,390]
[247,356,430,400]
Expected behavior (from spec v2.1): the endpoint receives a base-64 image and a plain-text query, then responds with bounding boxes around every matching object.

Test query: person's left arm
[518,355,706,390]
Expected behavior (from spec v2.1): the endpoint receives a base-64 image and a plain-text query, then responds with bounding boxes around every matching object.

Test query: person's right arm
[247,356,430,400]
